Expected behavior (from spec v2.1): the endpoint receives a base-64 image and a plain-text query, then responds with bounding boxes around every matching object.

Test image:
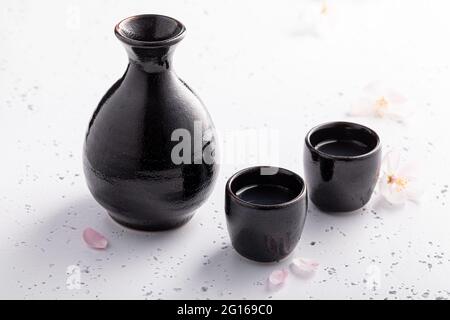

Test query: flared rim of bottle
[115,14,186,48]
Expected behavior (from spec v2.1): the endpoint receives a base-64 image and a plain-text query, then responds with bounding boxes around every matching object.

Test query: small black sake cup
[225,166,308,262]
[304,121,382,213]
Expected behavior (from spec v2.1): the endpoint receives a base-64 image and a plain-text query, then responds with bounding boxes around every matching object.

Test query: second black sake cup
[304,121,382,213]
[225,166,308,262]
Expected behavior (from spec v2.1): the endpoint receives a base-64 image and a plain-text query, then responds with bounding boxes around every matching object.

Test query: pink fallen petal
[290,257,319,277]
[268,269,288,286]
[83,227,108,249]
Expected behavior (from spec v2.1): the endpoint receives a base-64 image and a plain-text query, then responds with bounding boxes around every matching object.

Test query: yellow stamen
[321,2,328,15]
[387,175,395,184]
[387,175,408,192]
[374,96,389,117]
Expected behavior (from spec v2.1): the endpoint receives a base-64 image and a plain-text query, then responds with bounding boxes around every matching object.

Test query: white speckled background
[1,0,450,299]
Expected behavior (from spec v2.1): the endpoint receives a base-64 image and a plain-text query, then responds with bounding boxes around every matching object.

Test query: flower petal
[398,161,422,179]
[384,105,412,123]
[290,257,319,277]
[386,90,407,104]
[363,81,383,94]
[296,1,335,37]
[83,227,108,249]
[383,109,406,122]
[348,97,376,117]
[405,177,424,202]
[382,150,401,174]
[268,269,288,286]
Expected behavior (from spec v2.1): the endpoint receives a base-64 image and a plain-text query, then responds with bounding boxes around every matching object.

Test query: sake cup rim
[115,14,186,48]
[226,166,307,210]
[305,121,381,161]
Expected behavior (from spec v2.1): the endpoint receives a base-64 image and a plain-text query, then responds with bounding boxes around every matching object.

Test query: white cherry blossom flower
[379,150,423,205]
[348,82,410,123]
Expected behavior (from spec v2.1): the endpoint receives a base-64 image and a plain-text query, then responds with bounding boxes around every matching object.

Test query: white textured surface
[1,0,450,299]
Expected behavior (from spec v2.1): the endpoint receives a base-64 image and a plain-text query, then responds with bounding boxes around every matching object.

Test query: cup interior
[228,167,305,206]
[307,122,380,158]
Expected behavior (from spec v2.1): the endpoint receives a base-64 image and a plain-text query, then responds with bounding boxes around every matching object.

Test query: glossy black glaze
[304,121,381,213]
[83,15,219,231]
[225,167,308,262]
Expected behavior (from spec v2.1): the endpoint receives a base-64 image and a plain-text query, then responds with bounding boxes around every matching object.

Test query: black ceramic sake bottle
[83,15,219,231]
